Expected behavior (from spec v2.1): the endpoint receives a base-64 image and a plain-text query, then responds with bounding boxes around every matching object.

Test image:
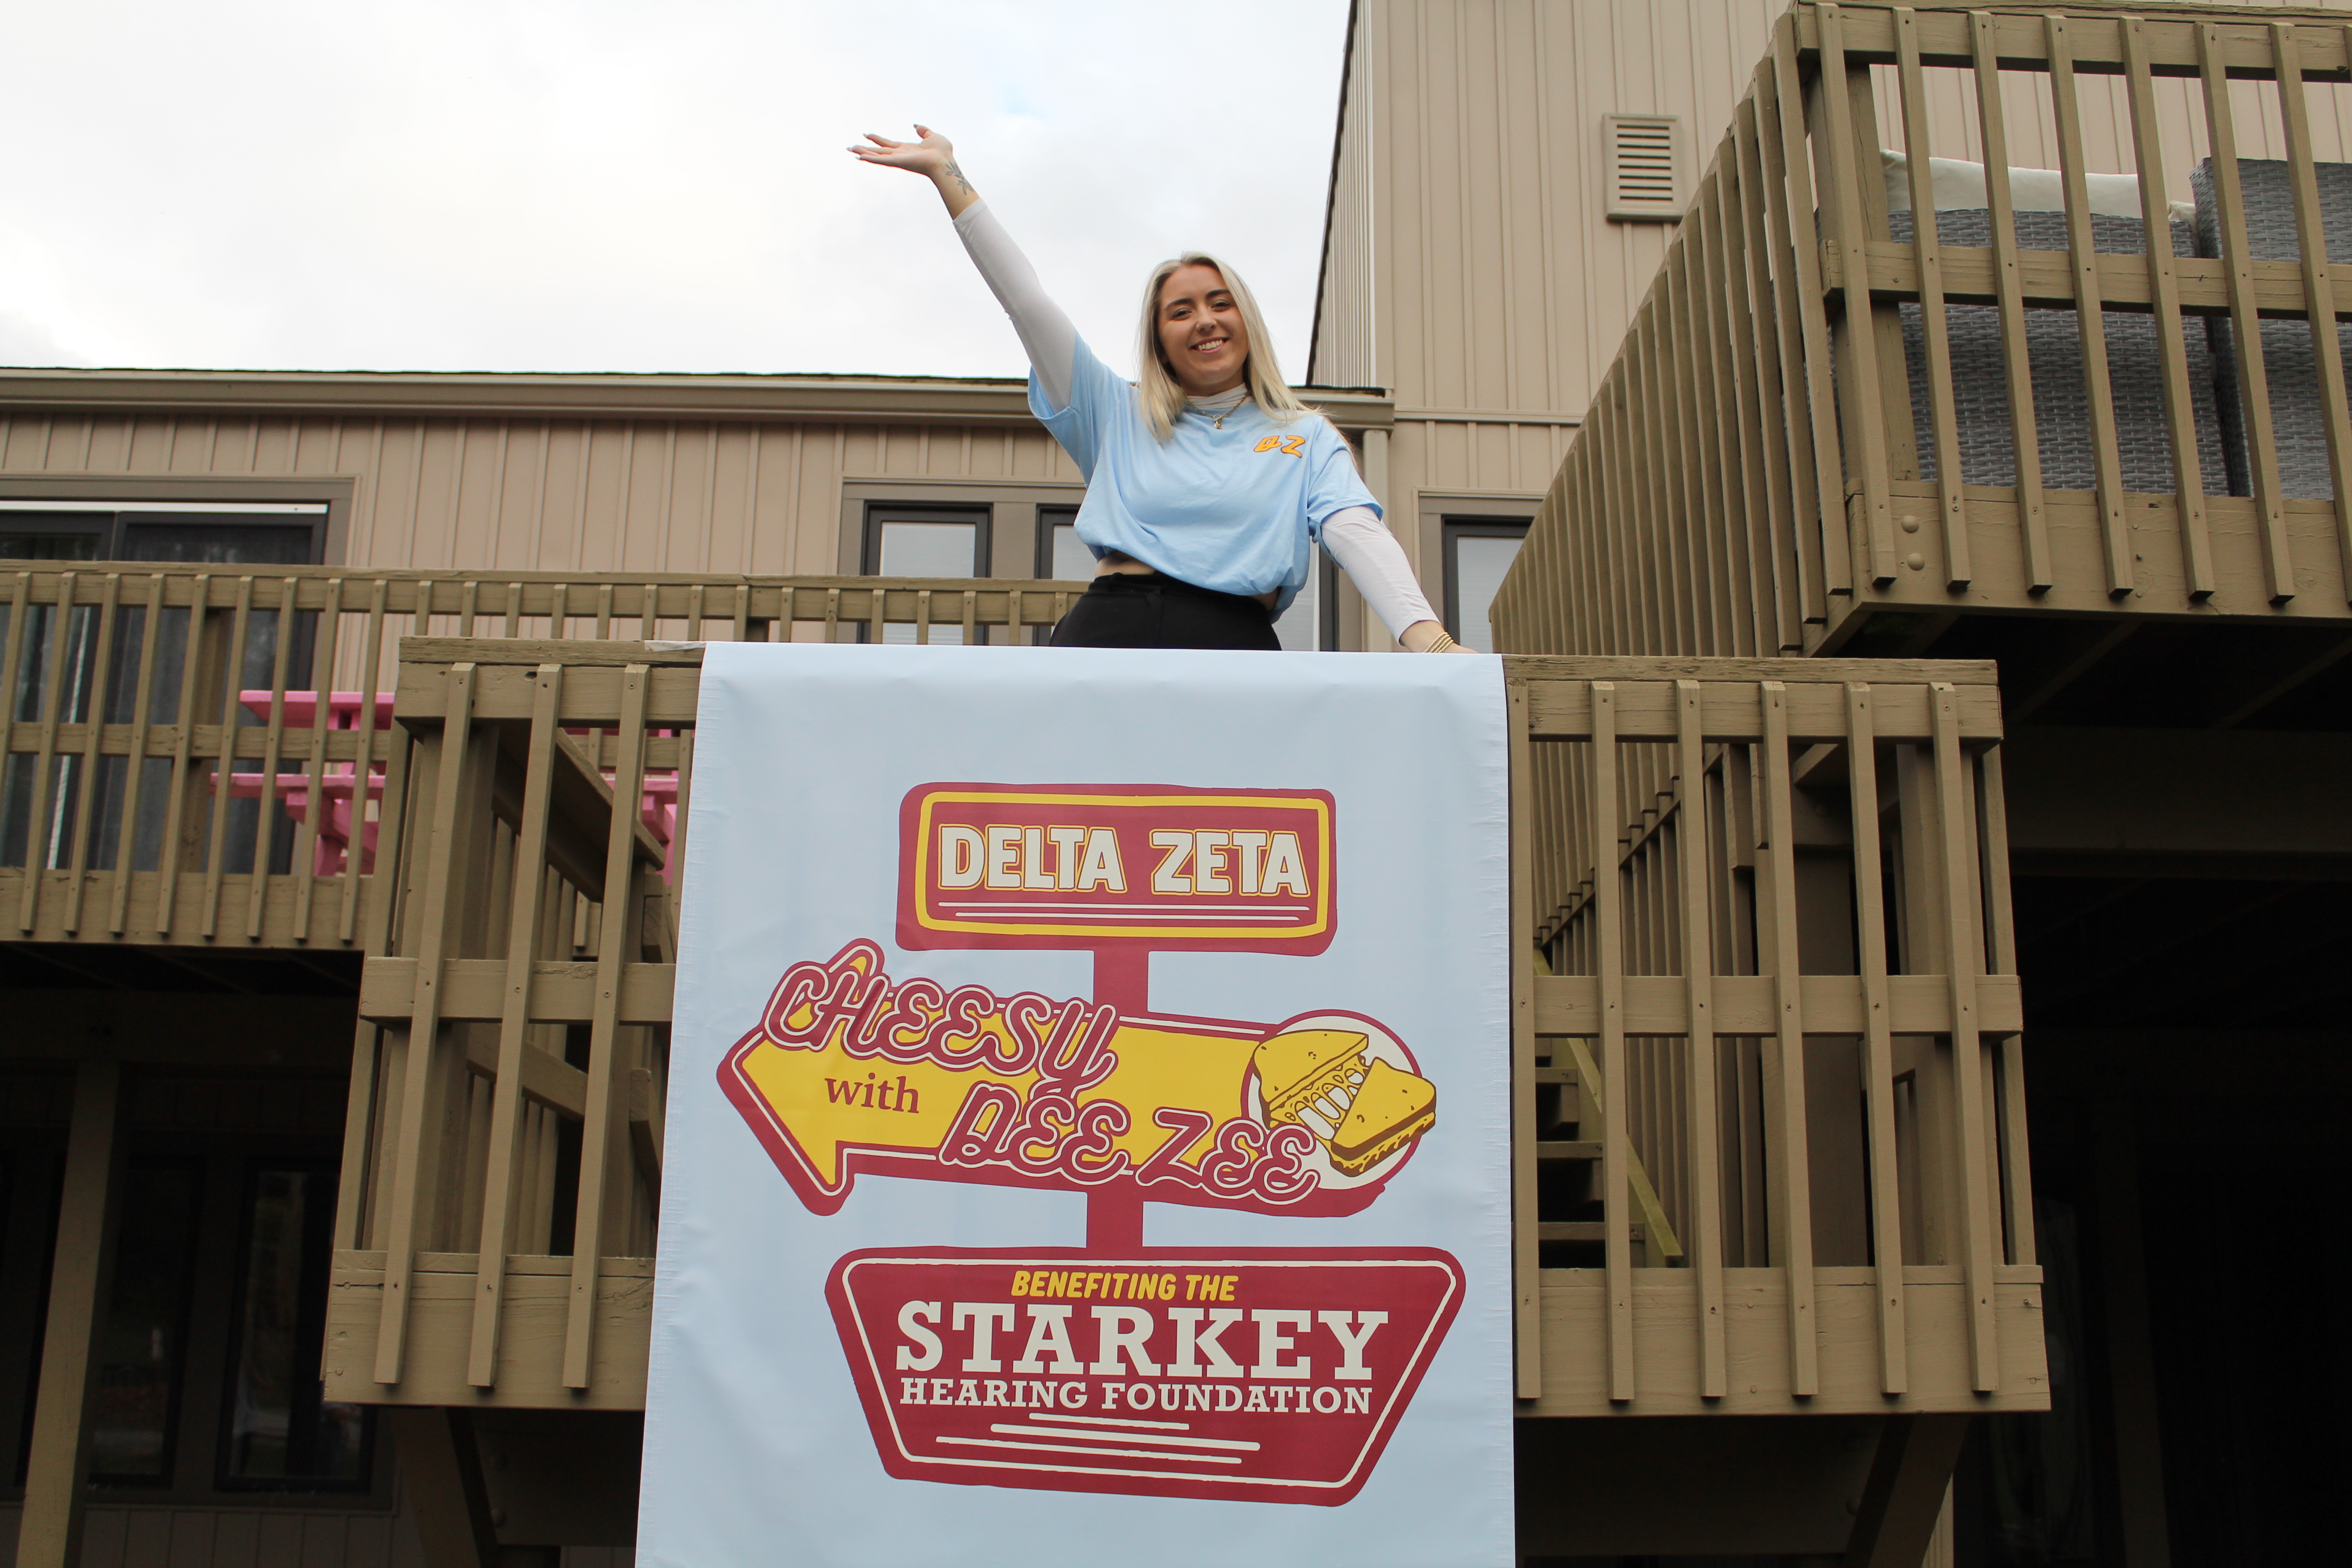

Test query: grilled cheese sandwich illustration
[1327,1059,1437,1177]
[1254,1029,1370,1129]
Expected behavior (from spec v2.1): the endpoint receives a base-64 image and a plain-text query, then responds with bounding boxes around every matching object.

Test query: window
[1442,519,1529,655]
[0,1099,377,1505]
[0,500,325,565]
[1269,547,1341,652]
[860,504,991,645]
[1032,506,1091,646]
[91,1161,205,1482]
[1034,505,1092,583]
[0,504,326,879]
[220,1164,368,1488]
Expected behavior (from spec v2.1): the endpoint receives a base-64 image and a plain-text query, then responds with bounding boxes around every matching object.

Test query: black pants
[1050,573,1281,650]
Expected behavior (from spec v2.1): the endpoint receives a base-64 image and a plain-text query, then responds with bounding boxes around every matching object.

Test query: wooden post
[14,1061,125,1568]
[1509,678,1542,1398]
[2095,1102,2175,1567]
[383,1407,500,1568]
[1842,1413,1970,1568]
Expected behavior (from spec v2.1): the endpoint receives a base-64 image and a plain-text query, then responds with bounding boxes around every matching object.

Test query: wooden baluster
[1896,8,1971,589]
[2274,22,2352,602]
[469,664,566,1387]
[199,576,257,938]
[245,577,300,939]
[2049,14,2135,596]
[343,578,392,943]
[1815,3,1900,587]
[1758,681,1818,1396]
[1591,682,1634,1402]
[1508,676,1541,1398]
[1763,32,1851,603]
[1977,745,2035,1268]
[565,664,651,1390]
[1846,684,1908,1394]
[1969,8,2053,593]
[1932,683,1999,1390]
[154,572,212,937]
[107,573,168,935]
[1675,682,1726,1396]
[2201,21,2295,602]
[373,663,481,1386]
[16,572,79,935]
[1730,97,1809,648]
[60,575,122,934]
[292,576,347,937]
[2122,16,2216,598]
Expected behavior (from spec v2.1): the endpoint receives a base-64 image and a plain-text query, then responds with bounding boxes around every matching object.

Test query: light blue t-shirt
[1030,336,1380,616]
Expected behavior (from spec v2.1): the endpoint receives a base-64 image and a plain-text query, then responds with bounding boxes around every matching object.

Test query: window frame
[0,508,328,567]
[0,476,351,564]
[1441,516,1532,653]
[859,502,992,579]
[857,502,995,647]
[0,1109,392,1514]
[213,1157,376,1494]
[1033,504,1083,582]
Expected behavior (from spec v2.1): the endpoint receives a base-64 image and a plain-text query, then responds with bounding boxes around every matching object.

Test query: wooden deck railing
[319,641,2046,1419]
[1492,0,2352,663]
[0,564,1084,946]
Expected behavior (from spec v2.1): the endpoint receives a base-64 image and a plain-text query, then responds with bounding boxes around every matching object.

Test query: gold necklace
[1201,391,1250,429]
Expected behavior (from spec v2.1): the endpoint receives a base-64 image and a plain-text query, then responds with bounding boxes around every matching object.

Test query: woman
[852,126,1469,653]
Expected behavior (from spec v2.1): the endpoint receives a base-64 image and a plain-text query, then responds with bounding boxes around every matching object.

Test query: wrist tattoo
[943,159,973,195]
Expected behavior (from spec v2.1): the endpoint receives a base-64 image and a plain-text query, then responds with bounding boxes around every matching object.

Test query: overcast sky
[0,0,1351,384]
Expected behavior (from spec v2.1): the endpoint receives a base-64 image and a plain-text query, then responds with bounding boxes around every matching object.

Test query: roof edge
[0,366,1394,430]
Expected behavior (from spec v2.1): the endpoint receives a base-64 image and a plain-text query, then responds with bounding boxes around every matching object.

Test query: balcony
[315,638,2043,1421]
[0,563,1084,950]
[1494,0,2352,671]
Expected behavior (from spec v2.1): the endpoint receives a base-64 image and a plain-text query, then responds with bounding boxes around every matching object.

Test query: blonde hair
[1135,252,1310,442]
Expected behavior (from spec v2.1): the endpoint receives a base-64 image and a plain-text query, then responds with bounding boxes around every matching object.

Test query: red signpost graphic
[719,777,1466,1506]
[828,1249,1464,1506]
[899,784,1336,954]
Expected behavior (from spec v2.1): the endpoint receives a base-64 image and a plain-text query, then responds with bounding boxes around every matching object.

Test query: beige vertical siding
[1315,0,1790,414]
[0,411,1074,578]
[1313,0,1792,631]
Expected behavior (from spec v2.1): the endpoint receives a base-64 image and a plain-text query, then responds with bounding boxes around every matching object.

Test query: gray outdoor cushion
[1888,207,2226,495]
[2191,157,2352,499]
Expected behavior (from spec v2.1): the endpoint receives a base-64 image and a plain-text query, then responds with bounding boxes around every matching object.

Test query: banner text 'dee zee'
[720,938,1437,1218]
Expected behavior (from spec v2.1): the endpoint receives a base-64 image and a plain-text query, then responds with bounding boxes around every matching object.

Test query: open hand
[850,124,956,180]
[849,124,976,215]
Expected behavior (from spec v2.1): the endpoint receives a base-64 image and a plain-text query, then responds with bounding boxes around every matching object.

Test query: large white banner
[639,645,1512,1567]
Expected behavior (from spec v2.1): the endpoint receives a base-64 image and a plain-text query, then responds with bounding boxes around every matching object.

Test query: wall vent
[1605,113,1684,222]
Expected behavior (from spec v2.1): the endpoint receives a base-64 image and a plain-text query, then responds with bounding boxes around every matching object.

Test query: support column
[1842,1413,1970,1568]
[15,1061,126,1568]
[386,1406,500,1568]
[2095,1101,2173,1567]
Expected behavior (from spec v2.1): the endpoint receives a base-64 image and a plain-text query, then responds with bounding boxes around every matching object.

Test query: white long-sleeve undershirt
[952,200,1442,642]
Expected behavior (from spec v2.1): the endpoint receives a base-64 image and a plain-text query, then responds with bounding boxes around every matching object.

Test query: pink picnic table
[222,693,682,877]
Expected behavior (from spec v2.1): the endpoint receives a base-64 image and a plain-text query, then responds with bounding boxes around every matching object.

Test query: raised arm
[851,125,1077,409]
